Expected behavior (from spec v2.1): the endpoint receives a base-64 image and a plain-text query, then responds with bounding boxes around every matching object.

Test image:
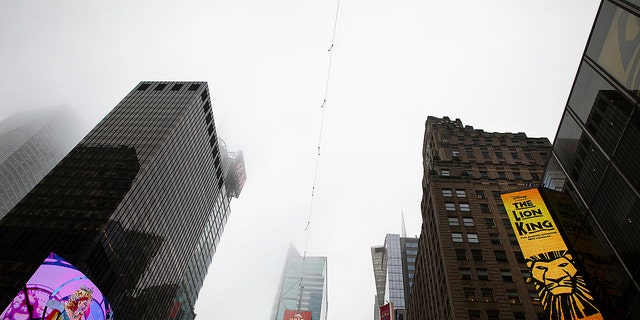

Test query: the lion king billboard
[1,252,113,320]
[501,188,603,320]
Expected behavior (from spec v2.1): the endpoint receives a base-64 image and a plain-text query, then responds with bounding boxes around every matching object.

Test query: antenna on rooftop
[401,210,407,238]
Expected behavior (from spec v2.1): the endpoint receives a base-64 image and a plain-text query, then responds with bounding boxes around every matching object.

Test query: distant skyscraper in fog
[0,82,246,319]
[0,107,84,218]
[272,246,328,320]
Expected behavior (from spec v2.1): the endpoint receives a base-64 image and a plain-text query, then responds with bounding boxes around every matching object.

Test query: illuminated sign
[379,302,394,320]
[1,252,113,320]
[501,188,602,320]
[283,309,312,320]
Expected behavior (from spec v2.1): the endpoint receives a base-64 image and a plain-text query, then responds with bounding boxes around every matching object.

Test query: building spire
[401,210,407,238]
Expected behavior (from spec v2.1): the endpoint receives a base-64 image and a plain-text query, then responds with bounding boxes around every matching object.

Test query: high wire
[297,0,342,314]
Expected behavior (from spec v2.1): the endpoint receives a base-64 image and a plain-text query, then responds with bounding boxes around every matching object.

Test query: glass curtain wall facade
[542,0,640,317]
[271,246,328,320]
[371,234,418,320]
[0,107,84,218]
[0,82,244,319]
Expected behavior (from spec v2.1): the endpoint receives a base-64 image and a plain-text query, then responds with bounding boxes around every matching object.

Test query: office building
[407,116,551,320]
[540,0,640,317]
[0,107,84,218]
[0,82,246,319]
[371,234,418,320]
[271,246,328,320]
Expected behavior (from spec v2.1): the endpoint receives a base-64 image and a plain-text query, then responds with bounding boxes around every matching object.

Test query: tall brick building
[408,116,551,320]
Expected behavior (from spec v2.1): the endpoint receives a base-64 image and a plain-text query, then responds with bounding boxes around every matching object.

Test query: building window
[188,83,201,91]
[442,189,453,197]
[477,268,489,280]
[514,251,525,263]
[513,171,522,179]
[482,151,490,158]
[496,151,504,159]
[468,310,481,320]
[460,267,472,280]
[511,152,519,159]
[480,203,491,213]
[486,310,500,320]
[452,150,460,157]
[441,169,450,176]
[456,249,467,261]
[464,288,477,302]
[467,233,479,243]
[456,189,467,197]
[495,250,507,262]
[492,191,502,199]
[445,202,456,211]
[171,83,184,91]
[471,249,483,261]
[489,233,501,244]
[485,218,496,229]
[452,233,464,243]
[137,83,151,91]
[497,171,506,179]
[522,270,532,283]
[497,204,506,214]
[466,150,474,158]
[481,288,495,302]
[448,217,460,226]
[463,218,474,227]
[459,203,470,211]
[155,83,167,91]
[524,153,533,160]
[530,291,541,305]
[531,172,540,180]
[507,290,521,304]
[475,190,486,199]
[500,270,513,282]
[513,312,526,320]
[480,171,489,178]
[508,234,518,246]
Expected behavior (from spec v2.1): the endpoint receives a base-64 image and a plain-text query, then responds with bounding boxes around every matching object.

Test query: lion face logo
[527,251,601,320]
[530,254,577,295]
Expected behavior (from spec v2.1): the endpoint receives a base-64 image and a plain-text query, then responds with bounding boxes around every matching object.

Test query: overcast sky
[0,0,601,319]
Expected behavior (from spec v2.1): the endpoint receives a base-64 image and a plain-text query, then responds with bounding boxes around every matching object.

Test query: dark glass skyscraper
[541,0,640,317]
[0,82,245,319]
[0,107,84,219]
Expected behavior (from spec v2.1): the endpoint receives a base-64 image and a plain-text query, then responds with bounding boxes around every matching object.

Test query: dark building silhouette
[0,106,85,218]
[0,82,245,319]
[541,1,640,317]
[408,116,551,320]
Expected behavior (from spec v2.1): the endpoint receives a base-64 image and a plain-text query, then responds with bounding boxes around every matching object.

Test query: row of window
[453,149,539,161]
[455,248,526,263]
[444,202,504,214]
[468,310,545,320]
[459,267,514,281]
[464,287,538,305]
[440,168,540,180]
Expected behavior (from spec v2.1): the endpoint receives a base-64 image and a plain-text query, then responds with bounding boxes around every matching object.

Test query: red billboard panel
[283,309,312,320]
[1,252,113,319]
[379,302,394,320]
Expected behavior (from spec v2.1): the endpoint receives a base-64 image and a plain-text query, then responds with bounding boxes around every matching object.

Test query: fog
[0,0,600,319]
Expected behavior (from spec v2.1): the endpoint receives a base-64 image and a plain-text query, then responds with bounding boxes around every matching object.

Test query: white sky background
[0,0,600,319]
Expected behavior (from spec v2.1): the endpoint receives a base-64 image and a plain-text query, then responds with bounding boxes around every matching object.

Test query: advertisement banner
[1,252,113,320]
[379,302,394,320]
[283,309,312,320]
[501,188,602,320]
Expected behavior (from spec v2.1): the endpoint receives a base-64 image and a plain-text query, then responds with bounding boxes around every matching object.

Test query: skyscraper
[0,106,85,218]
[271,246,328,320]
[0,82,245,319]
[540,0,640,317]
[371,234,418,320]
[408,116,551,320]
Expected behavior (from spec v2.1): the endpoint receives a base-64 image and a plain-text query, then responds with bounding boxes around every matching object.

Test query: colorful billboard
[283,310,312,320]
[379,302,394,320]
[501,188,602,320]
[1,252,113,320]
